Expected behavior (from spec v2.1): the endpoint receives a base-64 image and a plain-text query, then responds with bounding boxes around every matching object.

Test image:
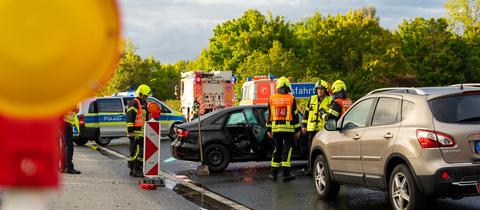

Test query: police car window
[372,97,401,126]
[159,103,171,113]
[226,112,246,125]
[146,98,171,113]
[342,98,374,130]
[97,99,123,113]
[88,101,98,113]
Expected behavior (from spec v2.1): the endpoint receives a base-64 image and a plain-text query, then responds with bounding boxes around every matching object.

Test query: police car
[73,94,185,146]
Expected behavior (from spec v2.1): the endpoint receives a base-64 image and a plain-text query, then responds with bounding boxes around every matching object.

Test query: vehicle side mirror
[324,119,338,131]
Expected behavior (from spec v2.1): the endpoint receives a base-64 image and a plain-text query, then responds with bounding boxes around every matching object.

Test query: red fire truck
[180,71,234,121]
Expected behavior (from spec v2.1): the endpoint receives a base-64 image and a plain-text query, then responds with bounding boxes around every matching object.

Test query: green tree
[396,18,466,86]
[445,0,480,35]
[196,9,296,74]
[102,40,157,95]
[294,9,411,99]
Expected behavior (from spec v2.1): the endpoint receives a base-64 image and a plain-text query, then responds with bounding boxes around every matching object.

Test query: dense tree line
[102,0,480,101]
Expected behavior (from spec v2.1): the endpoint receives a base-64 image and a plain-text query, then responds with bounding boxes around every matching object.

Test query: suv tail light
[416,130,456,148]
[79,114,85,126]
[177,129,189,138]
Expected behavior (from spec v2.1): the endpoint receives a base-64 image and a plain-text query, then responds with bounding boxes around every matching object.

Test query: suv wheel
[204,144,230,172]
[313,155,340,199]
[389,164,427,210]
[95,137,111,146]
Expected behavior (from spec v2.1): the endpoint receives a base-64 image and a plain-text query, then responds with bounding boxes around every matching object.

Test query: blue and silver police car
[73,94,185,146]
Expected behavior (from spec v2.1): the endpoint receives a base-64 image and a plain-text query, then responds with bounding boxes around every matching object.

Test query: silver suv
[310,86,480,210]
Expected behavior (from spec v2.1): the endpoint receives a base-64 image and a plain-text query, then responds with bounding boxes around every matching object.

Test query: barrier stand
[139,120,164,190]
[196,114,209,175]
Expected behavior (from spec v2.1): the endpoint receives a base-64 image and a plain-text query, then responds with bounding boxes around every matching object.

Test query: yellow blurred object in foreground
[0,0,121,118]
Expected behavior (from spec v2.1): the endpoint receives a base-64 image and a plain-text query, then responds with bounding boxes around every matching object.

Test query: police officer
[266,77,301,181]
[301,80,332,175]
[321,80,352,121]
[63,110,81,174]
[126,84,151,177]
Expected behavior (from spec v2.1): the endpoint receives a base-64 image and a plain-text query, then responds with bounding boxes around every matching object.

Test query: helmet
[135,84,152,97]
[276,76,292,90]
[315,80,329,90]
[331,80,347,94]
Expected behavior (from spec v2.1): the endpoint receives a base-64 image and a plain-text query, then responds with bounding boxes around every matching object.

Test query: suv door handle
[384,133,394,139]
[353,134,360,140]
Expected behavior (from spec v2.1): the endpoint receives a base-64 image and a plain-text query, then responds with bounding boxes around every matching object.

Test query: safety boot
[282,168,295,181]
[267,167,279,181]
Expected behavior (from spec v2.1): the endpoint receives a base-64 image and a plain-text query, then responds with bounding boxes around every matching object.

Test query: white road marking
[90,143,251,210]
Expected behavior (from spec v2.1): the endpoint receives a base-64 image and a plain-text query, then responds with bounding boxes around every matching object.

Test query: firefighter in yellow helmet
[266,77,301,181]
[301,80,332,175]
[322,80,352,121]
[126,84,152,177]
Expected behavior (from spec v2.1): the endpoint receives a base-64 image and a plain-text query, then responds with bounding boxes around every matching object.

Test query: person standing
[63,110,81,174]
[126,84,151,177]
[266,77,301,181]
[301,80,332,175]
[322,80,352,121]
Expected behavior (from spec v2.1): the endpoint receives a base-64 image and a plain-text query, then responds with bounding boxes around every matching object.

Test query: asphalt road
[0,142,200,210]
[105,138,480,210]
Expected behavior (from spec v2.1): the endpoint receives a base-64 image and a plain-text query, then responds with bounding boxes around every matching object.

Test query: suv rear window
[429,94,480,123]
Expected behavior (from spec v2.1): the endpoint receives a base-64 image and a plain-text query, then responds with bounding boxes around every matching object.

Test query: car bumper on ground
[171,139,200,161]
[416,165,480,197]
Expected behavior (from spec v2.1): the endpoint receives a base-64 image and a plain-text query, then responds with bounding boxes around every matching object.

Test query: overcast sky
[118,0,447,63]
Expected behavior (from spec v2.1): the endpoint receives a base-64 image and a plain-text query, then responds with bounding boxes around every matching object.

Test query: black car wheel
[313,154,340,199]
[204,144,230,172]
[95,137,111,146]
[168,123,180,141]
[73,137,89,145]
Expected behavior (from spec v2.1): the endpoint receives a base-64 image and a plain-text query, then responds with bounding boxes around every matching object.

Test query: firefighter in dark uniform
[266,76,301,181]
[63,110,81,174]
[321,80,352,121]
[126,84,151,177]
[301,80,332,175]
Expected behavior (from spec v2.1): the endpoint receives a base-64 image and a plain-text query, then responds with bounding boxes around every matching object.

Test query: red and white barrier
[143,121,161,177]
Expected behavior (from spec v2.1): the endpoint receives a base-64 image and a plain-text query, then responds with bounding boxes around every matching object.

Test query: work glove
[319,109,327,119]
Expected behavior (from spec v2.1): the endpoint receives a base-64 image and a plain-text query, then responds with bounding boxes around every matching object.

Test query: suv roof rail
[367,87,428,95]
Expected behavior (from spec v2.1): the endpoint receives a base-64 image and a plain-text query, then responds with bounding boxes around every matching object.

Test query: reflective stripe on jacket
[304,95,332,131]
[267,93,299,133]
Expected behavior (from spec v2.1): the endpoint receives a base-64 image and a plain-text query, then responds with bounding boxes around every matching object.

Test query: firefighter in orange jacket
[266,77,301,181]
[321,80,352,121]
[126,84,151,177]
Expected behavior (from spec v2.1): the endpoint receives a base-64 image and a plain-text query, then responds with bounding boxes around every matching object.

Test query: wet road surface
[105,138,480,210]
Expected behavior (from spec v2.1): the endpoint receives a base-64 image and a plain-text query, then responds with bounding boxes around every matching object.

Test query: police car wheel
[73,137,89,145]
[95,137,111,146]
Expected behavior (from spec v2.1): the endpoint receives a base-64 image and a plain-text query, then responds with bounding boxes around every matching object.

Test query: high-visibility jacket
[302,95,332,131]
[266,93,300,133]
[64,111,75,125]
[126,98,147,137]
[325,97,353,120]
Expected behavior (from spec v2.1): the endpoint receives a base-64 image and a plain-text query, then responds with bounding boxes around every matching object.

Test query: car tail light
[79,114,85,126]
[177,129,189,138]
[441,171,450,180]
[416,130,456,148]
